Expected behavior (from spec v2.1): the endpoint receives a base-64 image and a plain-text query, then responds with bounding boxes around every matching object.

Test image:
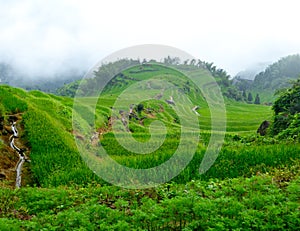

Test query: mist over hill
[235,62,271,81]
[2,53,300,104]
[0,62,85,93]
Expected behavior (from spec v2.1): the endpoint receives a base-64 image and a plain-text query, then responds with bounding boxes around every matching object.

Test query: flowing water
[9,121,29,188]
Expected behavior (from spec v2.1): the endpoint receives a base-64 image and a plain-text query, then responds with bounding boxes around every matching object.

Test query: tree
[197,59,204,68]
[271,78,300,136]
[254,94,260,104]
[247,92,253,102]
[183,59,189,65]
[190,59,196,66]
[242,90,247,99]
[137,103,144,114]
[164,56,180,65]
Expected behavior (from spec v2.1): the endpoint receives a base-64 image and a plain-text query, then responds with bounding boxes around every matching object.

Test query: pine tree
[254,94,260,104]
[247,92,253,102]
[242,90,247,99]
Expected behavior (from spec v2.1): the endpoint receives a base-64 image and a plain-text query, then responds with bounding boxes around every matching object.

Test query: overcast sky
[1,0,300,78]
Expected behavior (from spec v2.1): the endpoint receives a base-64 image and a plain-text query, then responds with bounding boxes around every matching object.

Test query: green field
[0,64,299,230]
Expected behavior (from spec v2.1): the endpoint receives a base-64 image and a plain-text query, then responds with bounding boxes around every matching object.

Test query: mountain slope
[252,54,300,102]
[0,64,274,187]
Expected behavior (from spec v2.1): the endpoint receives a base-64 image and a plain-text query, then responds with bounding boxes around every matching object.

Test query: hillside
[0,83,299,230]
[57,58,247,101]
[253,54,300,90]
[0,64,278,187]
[0,63,295,187]
[0,64,300,229]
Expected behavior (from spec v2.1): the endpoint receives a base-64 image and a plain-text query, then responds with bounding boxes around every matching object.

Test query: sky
[1,0,300,78]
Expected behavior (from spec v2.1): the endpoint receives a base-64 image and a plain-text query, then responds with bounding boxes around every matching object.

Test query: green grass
[77,96,272,134]
[251,88,277,103]
[225,100,273,133]
[0,86,28,114]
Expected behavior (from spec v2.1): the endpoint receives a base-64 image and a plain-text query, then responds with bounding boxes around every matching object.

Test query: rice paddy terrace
[0,64,299,230]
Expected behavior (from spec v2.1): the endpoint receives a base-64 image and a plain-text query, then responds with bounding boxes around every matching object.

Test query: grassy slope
[0,63,300,229]
[0,86,97,187]
[80,64,273,133]
[0,65,294,187]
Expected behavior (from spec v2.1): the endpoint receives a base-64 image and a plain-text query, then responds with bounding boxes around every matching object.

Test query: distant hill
[0,63,15,84]
[253,54,300,90]
[58,58,245,101]
[251,54,300,102]
[233,54,300,103]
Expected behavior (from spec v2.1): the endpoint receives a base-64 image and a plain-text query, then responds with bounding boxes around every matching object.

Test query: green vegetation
[0,63,299,230]
[254,93,261,104]
[253,54,300,91]
[0,162,299,230]
[56,80,80,97]
[0,86,28,114]
[271,78,300,140]
[247,92,253,103]
[57,58,245,102]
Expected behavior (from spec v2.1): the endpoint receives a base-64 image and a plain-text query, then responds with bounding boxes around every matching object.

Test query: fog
[1,0,300,79]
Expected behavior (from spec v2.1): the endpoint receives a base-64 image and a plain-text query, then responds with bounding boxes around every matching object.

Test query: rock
[8,116,18,123]
[257,120,270,136]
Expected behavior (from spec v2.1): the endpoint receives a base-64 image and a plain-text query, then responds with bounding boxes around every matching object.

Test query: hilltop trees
[163,56,180,65]
[253,54,300,91]
[56,56,245,102]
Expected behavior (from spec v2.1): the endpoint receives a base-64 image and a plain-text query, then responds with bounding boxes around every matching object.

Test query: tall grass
[22,107,98,186]
[0,86,28,113]
[100,131,300,184]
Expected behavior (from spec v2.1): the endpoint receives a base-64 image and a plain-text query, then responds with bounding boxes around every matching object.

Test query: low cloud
[1,0,300,79]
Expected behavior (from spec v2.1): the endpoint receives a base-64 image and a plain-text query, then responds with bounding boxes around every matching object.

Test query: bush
[271,78,300,137]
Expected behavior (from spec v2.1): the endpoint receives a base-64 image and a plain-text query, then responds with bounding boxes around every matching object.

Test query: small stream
[9,121,29,188]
